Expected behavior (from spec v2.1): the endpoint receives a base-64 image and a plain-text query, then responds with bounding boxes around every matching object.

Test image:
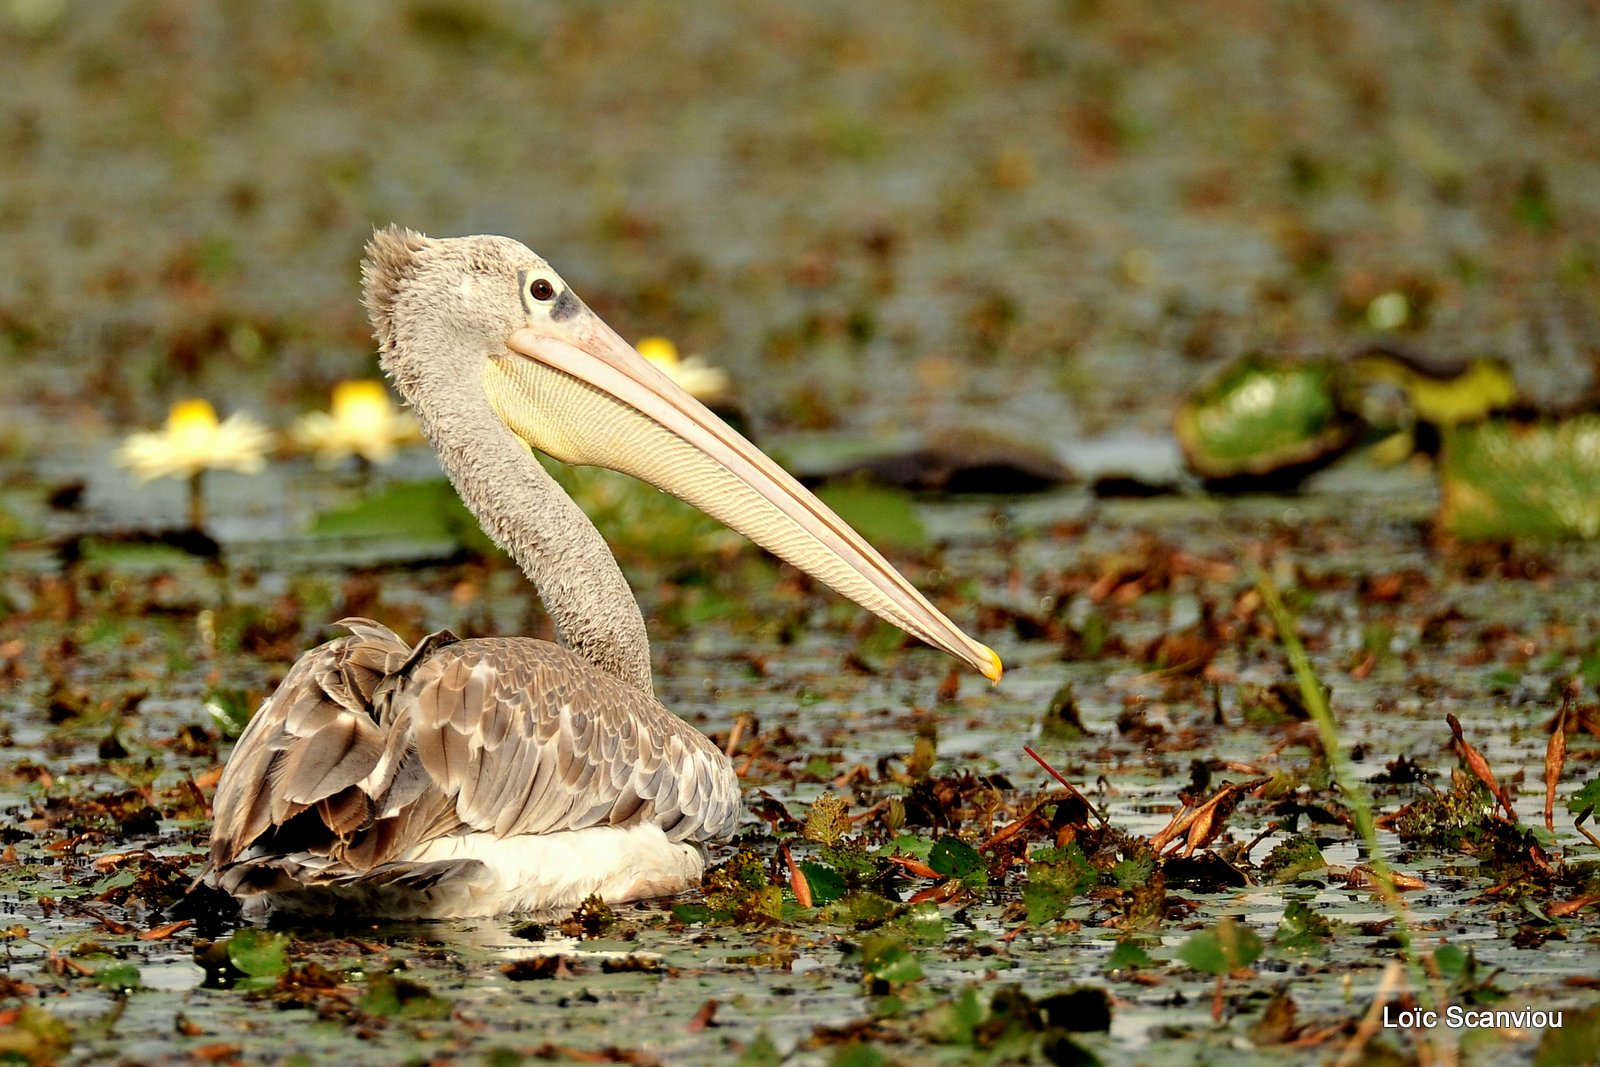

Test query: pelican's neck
[410,376,655,695]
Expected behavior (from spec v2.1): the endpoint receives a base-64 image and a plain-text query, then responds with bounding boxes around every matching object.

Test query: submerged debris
[807,427,1072,494]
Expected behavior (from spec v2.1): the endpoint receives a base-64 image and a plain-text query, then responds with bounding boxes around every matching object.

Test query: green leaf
[1259,835,1328,883]
[91,961,142,995]
[1104,938,1155,972]
[798,862,848,906]
[820,841,877,882]
[887,834,934,860]
[928,836,983,880]
[881,902,947,946]
[1022,842,1097,926]
[734,1030,783,1067]
[813,483,928,551]
[672,904,713,925]
[922,985,983,1045]
[1178,917,1264,975]
[1581,643,1600,691]
[359,972,452,1020]
[225,928,290,978]
[858,935,923,987]
[1175,356,1353,479]
[1040,682,1087,741]
[1432,942,1468,978]
[1440,417,1600,541]
[818,891,903,929]
[90,869,138,895]
[548,463,740,565]
[308,479,498,557]
[1274,899,1336,955]
[1110,855,1155,890]
[827,1044,888,1067]
[1568,778,1600,818]
[203,689,255,740]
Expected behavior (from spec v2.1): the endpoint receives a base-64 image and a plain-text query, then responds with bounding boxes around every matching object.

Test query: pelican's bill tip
[980,645,1004,684]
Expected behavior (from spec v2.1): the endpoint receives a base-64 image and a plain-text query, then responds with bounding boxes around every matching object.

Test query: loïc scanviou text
[1383,1005,1561,1030]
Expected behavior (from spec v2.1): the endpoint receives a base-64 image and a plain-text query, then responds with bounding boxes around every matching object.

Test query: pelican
[203,227,1001,919]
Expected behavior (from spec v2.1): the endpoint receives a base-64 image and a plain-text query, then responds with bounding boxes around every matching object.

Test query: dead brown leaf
[139,920,192,941]
[1545,701,1568,833]
[782,845,812,909]
[686,998,718,1033]
[1447,713,1518,822]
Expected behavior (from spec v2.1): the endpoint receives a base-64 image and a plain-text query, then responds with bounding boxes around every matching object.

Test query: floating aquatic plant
[1175,355,1357,490]
[115,399,274,529]
[1439,416,1600,540]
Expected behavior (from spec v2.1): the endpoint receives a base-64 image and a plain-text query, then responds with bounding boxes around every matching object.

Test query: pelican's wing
[206,619,739,889]
[393,639,739,844]
[208,617,416,870]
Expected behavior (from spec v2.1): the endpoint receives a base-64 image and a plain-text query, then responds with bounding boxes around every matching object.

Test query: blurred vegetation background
[2,0,1596,449]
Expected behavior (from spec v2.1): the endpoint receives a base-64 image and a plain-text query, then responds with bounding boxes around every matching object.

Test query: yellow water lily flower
[636,337,731,402]
[116,398,276,530]
[290,379,421,467]
[116,399,274,483]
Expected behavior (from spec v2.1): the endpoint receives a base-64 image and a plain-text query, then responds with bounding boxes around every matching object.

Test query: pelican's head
[361,225,1002,683]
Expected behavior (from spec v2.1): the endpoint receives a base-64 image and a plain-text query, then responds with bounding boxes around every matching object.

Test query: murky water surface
[4,1,1600,1063]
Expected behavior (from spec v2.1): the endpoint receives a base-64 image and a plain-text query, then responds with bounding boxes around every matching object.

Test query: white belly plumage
[240,823,708,921]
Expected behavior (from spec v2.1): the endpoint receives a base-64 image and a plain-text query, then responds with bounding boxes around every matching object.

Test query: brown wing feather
[208,617,413,868]
[396,639,738,842]
[206,618,740,894]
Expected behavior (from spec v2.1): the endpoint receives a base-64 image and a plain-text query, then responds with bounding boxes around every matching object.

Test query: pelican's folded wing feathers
[206,618,740,893]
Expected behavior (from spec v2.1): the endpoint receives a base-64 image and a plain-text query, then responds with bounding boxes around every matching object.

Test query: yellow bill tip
[980,645,1004,683]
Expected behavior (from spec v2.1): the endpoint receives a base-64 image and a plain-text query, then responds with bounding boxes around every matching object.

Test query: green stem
[1248,561,1449,1025]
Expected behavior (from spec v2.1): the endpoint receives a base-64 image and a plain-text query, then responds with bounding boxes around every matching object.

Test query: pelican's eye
[528,277,556,302]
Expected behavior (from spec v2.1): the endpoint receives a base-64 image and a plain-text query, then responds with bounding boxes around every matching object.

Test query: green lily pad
[921,985,984,1045]
[1440,417,1600,540]
[1022,842,1097,927]
[359,971,453,1020]
[858,935,924,988]
[813,482,929,551]
[91,961,142,995]
[1176,356,1356,489]
[1104,938,1156,972]
[1274,899,1337,955]
[548,463,741,565]
[1178,916,1264,975]
[308,479,500,557]
[226,928,290,980]
[1259,835,1327,883]
[1568,778,1600,820]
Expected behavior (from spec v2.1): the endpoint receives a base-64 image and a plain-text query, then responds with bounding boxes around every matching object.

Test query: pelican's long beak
[494,307,1002,683]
